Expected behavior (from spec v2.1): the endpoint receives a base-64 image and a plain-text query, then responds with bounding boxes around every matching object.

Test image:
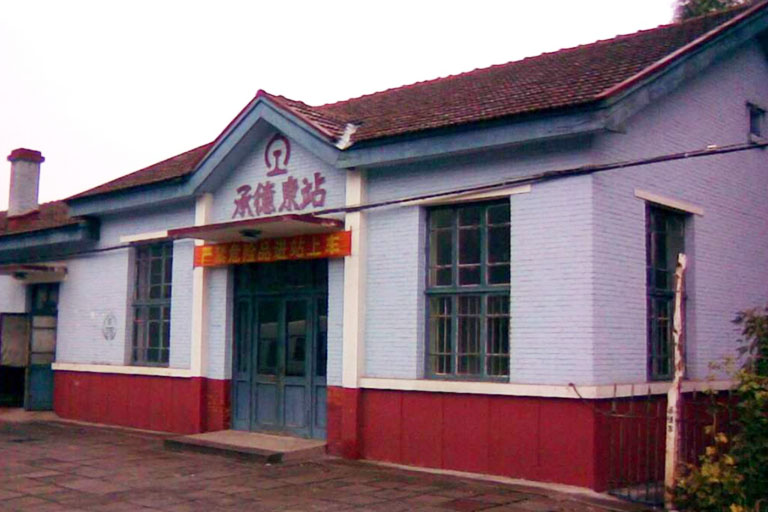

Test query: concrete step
[164,430,326,463]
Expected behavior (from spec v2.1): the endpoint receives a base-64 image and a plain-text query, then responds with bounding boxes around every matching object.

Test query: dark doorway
[231,260,328,439]
[0,314,31,407]
[26,283,59,410]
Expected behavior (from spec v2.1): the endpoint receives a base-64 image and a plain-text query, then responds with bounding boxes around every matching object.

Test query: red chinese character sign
[193,231,352,268]
[232,134,327,219]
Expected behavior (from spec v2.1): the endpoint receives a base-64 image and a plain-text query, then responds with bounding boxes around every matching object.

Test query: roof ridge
[314,6,749,111]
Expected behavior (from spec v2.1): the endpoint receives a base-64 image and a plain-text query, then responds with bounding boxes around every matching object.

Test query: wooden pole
[664,253,687,509]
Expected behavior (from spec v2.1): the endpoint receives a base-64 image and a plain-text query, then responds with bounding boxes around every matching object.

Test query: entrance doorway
[0,283,58,410]
[231,260,327,439]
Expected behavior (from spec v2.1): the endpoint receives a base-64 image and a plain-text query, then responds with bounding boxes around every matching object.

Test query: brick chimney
[7,148,44,217]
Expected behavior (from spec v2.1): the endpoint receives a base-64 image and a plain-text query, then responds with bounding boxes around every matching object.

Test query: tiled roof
[310,6,751,142]
[68,4,758,202]
[68,142,214,200]
[0,201,80,237]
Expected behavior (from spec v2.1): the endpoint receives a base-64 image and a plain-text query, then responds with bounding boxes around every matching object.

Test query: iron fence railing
[599,386,734,507]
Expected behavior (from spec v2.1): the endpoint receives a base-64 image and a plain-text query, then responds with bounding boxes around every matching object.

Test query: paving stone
[0,489,22,501]
[0,495,53,510]
[441,498,498,511]
[0,420,652,512]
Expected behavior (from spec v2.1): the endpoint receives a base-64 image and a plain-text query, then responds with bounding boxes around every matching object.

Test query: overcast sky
[0,1,677,208]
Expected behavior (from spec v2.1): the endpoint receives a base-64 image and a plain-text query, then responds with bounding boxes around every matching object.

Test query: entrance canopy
[167,214,352,268]
[167,214,344,244]
[0,264,67,283]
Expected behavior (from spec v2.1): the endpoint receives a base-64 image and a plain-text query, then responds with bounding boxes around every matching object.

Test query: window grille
[426,201,510,379]
[646,205,686,381]
[132,242,173,365]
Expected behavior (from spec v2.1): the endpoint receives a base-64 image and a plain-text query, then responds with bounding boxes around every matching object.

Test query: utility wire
[316,140,768,215]
[7,139,768,263]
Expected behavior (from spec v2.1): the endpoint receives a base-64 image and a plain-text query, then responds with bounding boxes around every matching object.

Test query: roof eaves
[596,0,767,100]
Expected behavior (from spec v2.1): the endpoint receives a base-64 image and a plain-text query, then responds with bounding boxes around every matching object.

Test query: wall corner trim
[634,189,704,216]
[119,230,169,244]
[404,184,532,207]
[358,377,733,399]
[52,362,193,378]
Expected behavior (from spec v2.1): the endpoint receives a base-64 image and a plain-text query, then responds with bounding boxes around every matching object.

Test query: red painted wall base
[54,371,230,435]
[326,386,605,490]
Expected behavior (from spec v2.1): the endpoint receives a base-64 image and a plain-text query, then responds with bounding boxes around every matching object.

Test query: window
[646,205,686,381]
[426,200,510,379]
[748,102,765,138]
[132,242,173,365]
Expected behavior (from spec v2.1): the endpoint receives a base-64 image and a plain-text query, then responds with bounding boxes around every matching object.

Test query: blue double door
[231,260,328,439]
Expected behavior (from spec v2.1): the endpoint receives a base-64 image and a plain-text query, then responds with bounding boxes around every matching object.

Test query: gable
[208,129,346,224]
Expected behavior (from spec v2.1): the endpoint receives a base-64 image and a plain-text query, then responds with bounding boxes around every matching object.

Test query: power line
[317,140,768,215]
[3,140,766,264]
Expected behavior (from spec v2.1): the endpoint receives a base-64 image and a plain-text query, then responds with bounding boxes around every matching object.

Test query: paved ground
[0,418,649,512]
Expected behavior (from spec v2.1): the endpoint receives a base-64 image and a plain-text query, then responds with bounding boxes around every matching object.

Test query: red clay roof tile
[0,201,80,237]
[65,4,758,204]
[68,142,214,200]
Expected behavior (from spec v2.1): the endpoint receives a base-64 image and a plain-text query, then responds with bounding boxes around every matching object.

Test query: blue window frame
[646,205,686,381]
[132,242,173,366]
[426,200,510,379]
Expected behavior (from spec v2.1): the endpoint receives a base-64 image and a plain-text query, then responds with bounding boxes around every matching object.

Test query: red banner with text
[193,231,351,267]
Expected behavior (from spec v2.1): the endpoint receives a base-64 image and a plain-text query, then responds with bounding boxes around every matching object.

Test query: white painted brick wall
[210,130,346,224]
[97,203,194,248]
[363,141,594,382]
[206,266,232,379]
[364,206,425,378]
[169,239,194,369]
[510,177,595,384]
[591,41,768,383]
[57,203,196,368]
[0,276,26,313]
[57,248,131,365]
[327,258,344,385]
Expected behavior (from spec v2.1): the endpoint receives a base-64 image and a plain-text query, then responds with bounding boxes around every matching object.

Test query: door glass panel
[235,299,251,374]
[316,298,328,377]
[257,300,279,375]
[31,326,56,353]
[285,300,307,377]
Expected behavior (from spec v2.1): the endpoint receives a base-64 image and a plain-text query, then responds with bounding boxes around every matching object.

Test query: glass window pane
[434,268,452,287]
[459,228,480,264]
[488,226,510,264]
[316,298,328,377]
[148,321,160,349]
[285,300,307,377]
[487,204,509,225]
[433,229,453,266]
[236,300,250,374]
[429,297,453,375]
[458,206,482,226]
[457,296,481,375]
[431,209,453,229]
[488,264,510,285]
[459,266,481,285]
[486,296,509,377]
[164,254,173,284]
[257,300,279,375]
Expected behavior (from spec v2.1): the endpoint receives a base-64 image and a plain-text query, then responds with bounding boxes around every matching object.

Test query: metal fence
[601,386,734,507]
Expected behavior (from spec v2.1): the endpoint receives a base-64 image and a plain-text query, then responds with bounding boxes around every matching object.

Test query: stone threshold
[164,429,326,464]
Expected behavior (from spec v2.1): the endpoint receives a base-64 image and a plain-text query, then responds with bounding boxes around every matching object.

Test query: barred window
[748,102,765,138]
[646,205,686,381]
[132,242,173,366]
[426,201,510,379]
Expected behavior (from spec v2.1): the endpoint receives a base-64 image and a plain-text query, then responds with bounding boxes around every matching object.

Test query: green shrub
[673,308,768,512]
